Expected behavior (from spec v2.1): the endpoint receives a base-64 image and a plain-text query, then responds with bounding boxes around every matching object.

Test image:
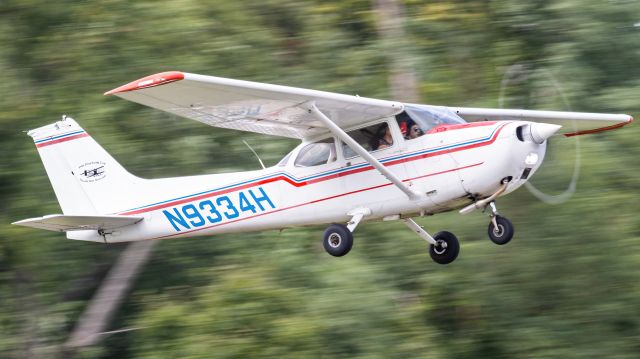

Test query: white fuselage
[70,120,546,243]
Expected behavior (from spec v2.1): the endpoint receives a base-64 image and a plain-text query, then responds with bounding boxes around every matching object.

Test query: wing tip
[104,71,185,96]
[564,115,633,137]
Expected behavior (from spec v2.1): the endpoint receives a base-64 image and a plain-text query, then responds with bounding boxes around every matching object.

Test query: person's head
[377,123,391,139]
[383,126,392,139]
[408,124,424,139]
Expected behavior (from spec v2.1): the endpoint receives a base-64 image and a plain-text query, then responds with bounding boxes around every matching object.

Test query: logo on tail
[78,161,106,182]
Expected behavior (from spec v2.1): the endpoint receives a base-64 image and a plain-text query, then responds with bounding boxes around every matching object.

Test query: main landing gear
[322,224,353,257]
[322,215,461,264]
[322,208,370,257]
[402,218,459,264]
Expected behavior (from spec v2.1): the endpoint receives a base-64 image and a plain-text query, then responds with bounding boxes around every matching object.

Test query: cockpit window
[396,104,466,140]
[294,138,337,167]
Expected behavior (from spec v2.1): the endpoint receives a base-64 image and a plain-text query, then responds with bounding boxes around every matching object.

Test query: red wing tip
[564,116,633,137]
[104,71,184,95]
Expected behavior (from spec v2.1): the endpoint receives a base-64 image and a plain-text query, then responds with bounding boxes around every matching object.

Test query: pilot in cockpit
[396,111,424,140]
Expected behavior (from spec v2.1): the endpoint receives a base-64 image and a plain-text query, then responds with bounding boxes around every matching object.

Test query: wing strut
[304,102,421,200]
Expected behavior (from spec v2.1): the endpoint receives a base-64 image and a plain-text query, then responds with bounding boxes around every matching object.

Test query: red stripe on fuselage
[404,162,483,182]
[384,123,506,167]
[427,121,497,134]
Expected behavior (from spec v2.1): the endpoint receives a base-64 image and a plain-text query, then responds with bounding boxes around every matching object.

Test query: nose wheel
[460,179,516,246]
[488,215,514,245]
[486,202,514,245]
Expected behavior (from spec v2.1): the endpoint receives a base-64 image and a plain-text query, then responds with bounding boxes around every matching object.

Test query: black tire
[323,224,354,257]
[429,231,460,265]
[487,215,514,245]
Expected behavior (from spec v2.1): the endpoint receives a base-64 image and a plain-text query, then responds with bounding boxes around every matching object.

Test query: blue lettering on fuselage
[162,187,276,232]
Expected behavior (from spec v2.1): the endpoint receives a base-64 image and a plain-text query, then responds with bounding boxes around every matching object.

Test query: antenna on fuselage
[242,140,266,169]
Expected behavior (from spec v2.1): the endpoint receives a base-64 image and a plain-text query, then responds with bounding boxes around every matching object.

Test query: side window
[342,121,394,159]
[294,138,336,167]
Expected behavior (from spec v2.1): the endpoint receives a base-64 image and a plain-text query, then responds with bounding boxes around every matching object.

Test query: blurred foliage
[1,0,639,358]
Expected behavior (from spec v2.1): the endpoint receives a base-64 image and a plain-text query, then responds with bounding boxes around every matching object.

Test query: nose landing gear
[459,178,516,245]
[486,202,514,245]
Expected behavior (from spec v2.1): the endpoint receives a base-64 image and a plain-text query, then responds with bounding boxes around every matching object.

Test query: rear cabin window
[294,138,337,167]
[342,121,395,159]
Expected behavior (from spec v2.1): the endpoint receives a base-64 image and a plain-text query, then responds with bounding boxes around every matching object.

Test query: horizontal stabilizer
[12,214,143,232]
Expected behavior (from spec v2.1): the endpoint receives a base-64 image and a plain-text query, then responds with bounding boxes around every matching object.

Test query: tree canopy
[1,0,639,358]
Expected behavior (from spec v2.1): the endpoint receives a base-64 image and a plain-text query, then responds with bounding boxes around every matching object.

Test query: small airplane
[13,71,633,264]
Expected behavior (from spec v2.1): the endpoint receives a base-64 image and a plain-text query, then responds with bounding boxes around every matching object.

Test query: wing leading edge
[450,107,633,137]
[105,71,632,138]
[105,71,404,139]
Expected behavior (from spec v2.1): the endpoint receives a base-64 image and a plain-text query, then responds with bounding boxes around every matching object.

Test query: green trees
[1,0,638,358]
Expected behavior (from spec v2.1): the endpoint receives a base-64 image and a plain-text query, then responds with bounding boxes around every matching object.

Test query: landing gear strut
[403,218,460,264]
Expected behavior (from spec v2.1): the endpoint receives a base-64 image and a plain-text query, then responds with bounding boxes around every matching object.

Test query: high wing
[450,107,633,137]
[12,214,143,232]
[105,71,403,139]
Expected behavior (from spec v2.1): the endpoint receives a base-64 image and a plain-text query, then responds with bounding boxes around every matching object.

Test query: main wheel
[323,224,354,257]
[429,231,460,265]
[487,215,514,245]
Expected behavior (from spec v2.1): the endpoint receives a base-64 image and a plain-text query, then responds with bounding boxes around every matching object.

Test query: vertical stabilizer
[28,116,141,215]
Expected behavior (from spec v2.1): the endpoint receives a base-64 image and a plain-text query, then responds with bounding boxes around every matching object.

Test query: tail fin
[28,116,141,215]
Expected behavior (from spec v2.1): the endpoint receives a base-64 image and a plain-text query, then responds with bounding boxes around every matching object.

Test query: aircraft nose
[530,123,562,144]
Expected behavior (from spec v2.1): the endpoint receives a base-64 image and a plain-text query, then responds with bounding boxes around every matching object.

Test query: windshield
[400,104,466,134]
[276,150,294,167]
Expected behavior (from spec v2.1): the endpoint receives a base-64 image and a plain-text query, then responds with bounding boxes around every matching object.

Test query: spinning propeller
[498,63,582,204]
